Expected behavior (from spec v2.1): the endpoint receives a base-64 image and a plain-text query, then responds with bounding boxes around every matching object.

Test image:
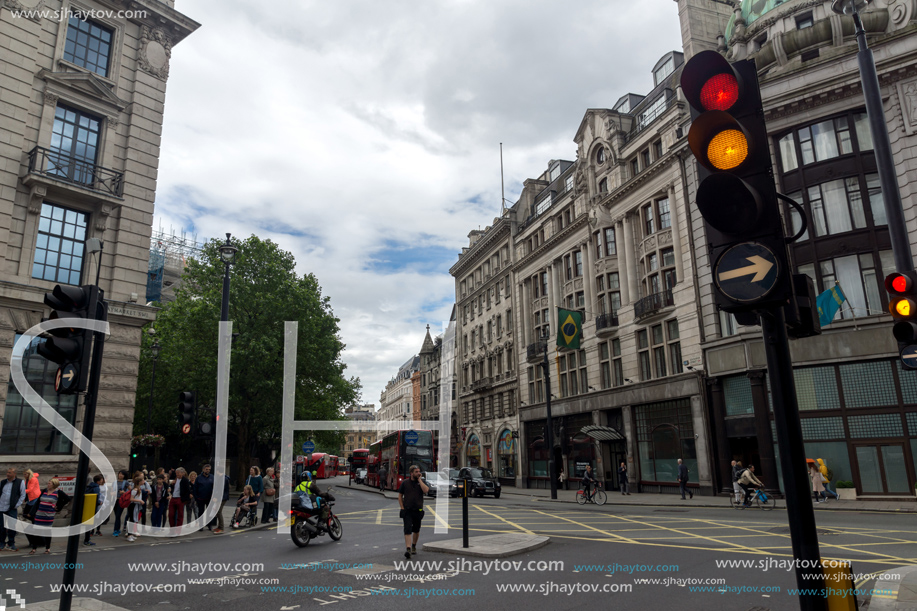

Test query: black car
[458,467,501,498]
[447,468,461,497]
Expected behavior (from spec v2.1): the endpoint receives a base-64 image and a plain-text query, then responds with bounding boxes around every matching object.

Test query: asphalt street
[2,482,913,611]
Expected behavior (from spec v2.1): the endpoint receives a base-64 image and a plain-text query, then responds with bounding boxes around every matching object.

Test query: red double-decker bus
[366,441,382,487]
[350,449,369,484]
[329,455,340,477]
[372,430,435,490]
[306,452,333,479]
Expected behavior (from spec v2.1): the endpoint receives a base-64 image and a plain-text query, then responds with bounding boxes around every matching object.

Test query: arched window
[528,436,547,477]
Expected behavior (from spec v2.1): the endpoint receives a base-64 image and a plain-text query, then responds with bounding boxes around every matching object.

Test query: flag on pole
[556,308,583,350]
[816,284,847,327]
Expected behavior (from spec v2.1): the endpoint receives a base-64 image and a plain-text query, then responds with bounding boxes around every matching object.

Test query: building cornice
[449,217,511,277]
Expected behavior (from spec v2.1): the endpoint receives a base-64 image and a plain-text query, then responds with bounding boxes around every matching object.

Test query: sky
[153,0,684,409]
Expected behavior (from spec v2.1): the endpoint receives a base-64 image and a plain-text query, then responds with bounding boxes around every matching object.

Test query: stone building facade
[0,1,198,476]
[680,0,917,498]
[450,221,521,485]
[377,355,418,435]
[338,404,375,457]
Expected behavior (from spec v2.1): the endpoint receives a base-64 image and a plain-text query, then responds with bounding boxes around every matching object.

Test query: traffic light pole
[759,307,826,611]
[852,12,913,272]
[59,303,107,611]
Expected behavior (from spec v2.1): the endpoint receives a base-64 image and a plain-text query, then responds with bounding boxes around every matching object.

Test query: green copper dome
[725,0,791,40]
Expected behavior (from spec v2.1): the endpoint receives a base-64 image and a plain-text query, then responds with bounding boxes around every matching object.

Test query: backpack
[118,490,132,509]
[826,468,834,482]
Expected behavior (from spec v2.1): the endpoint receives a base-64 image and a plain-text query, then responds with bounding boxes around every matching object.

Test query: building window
[642,149,651,169]
[799,250,893,319]
[805,176,886,237]
[528,366,544,403]
[559,350,588,398]
[32,203,88,284]
[550,164,561,181]
[719,311,738,337]
[0,335,77,454]
[50,105,102,186]
[596,147,606,164]
[535,194,552,215]
[496,315,502,336]
[638,95,668,128]
[667,319,683,374]
[653,56,675,86]
[654,140,663,159]
[612,339,624,386]
[574,251,583,277]
[631,158,639,177]
[796,13,814,29]
[594,227,616,259]
[533,272,548,298]
[598,177,608,193]
[600,342,612,390]
[777,112,872,173]
[644,204,655,235]
[657,198,671,230]
[637,329,651,380]
[596,272,621,316]
[652,324,667,378]
[63,16,113,77]
[565,175,574,192]
[605,227,616,256]
[635,399,696,482]
[533,308,550,343]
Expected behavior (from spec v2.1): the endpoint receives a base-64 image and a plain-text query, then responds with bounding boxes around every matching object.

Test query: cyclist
[737,464,763,507]
[581,466,597,502]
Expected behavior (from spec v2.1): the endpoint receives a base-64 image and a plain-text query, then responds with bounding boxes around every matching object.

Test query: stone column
[547,263,558,335]
[582,238,596,319]
[623,213,639,302]
[748,370,779,494]
[707,377,731,493]
[668,183,685,284]
[616,220,630,305]
[520,280,530,346]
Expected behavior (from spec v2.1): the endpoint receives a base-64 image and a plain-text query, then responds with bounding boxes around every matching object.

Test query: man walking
[397,465,428,559]
[677,459,693,500]
[732,461,744,504]
[168,468,192,528]
[194,464,215,531]
[378,464,388,491]
[0,468,26,551]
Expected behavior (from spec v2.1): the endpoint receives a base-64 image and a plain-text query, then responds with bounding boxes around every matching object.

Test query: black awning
[581,425,626,442]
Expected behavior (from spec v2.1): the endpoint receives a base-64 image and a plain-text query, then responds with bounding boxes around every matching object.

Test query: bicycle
[731,487,775,510]
[576,481,607,506]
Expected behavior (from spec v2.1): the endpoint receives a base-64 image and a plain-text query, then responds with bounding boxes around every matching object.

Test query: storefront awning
[581,425,626,442]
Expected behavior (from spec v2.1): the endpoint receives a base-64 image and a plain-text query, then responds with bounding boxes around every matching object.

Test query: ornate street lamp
[219,233,237,322]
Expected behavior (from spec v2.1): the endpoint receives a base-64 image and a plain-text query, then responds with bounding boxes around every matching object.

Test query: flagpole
[835,281,859,331]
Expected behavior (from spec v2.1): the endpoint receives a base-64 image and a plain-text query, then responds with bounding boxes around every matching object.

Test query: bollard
[461,477,470,548]
[822,559,856,611]
[81,493,98,524]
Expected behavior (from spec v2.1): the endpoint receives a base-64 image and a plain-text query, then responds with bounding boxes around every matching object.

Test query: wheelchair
[232,503,258,528]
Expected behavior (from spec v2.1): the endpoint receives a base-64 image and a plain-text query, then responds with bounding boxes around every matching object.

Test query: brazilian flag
[557,308,583,350]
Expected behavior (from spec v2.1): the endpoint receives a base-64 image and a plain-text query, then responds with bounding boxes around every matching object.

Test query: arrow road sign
[714,242,781,304]
[901,345,917,369]
[55,364,79,393]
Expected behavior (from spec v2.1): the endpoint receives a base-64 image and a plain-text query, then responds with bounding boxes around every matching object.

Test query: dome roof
[725,0,792,40]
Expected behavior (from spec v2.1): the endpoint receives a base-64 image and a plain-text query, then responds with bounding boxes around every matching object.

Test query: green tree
[133,235,360,483]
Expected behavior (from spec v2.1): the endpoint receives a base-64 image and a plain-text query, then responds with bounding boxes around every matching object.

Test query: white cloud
[155,0,683,407]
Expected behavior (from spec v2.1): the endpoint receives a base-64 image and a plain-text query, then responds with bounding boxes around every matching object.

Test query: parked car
[458,467,501,498]
[421,474,438,497]
[448,468,461,497]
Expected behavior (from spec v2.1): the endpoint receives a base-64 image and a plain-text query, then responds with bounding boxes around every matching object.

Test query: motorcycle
[287,491,343,548]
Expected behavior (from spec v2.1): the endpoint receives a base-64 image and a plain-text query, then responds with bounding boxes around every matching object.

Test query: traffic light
[178,391,196,435]
[38,284,101,394]
[681,50,791,313]
[196,406,214,438]
[885,271,917,369]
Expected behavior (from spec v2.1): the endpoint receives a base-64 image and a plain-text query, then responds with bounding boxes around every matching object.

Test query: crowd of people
[0,464,280,553]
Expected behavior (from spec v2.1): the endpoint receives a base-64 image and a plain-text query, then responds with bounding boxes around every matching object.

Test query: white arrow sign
[62,369,75,382]
[903,350,917,361]
[717,255,774,283]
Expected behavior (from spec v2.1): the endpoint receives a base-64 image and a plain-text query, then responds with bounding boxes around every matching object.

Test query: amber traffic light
[886,271,917,368]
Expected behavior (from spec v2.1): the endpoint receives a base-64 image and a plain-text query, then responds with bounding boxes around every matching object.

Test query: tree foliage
[133,235,360,481]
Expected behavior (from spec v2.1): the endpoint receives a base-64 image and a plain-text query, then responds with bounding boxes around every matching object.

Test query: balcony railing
[526,341,546,363]
[595,313,619,335]
[634,289,674,319]
[27,146,124,197]
[471,377,492,392]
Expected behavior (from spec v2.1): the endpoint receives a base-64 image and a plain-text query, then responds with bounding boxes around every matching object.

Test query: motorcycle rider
[293,471,330,531]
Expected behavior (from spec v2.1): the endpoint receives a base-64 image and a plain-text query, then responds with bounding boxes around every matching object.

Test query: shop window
[839,361,897,408]
[528,437,548,477]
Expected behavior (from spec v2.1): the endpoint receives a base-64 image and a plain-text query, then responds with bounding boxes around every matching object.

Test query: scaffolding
[146,226,205,304]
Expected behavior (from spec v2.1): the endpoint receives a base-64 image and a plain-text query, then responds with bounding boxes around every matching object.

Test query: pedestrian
[732,461,744,504]
[112,470,131,536]
[618,461,630,495]
[677,459,693,500]
[194,464,215,531]
[30,477,62,555]
[185,471,199,524]
[245,466,263,507]
[150,475,170,528]
[261,467,276,524]
[168,468,192,527]
[126,476,146,542]
[558,468,567,490]
[81,475,103,547]
[378,464,387,491]
[398,464,429,559]
[213,473,230,534]
[809,462,825,503]
[817,459,839,501]
[0,467,26,551]
[23,469,41,525]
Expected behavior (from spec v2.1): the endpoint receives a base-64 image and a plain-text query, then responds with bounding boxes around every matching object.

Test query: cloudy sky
[153,0,684,408]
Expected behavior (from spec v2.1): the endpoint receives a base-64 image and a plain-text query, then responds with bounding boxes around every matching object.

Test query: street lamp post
[831,0,913,271]
[146,338,161,434]
[540,327,558,501]
[219,233,238,322]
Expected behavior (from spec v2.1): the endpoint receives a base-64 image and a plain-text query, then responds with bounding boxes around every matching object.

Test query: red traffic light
[886,272,913,295]
[700,73,739,111]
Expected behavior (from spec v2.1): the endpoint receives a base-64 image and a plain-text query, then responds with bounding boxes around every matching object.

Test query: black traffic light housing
[785,274,822,339]
[195,406,215,438]
[682,50,791,313]
[886,271,917,369]
[38,284,102,394]
[178,391,196,435]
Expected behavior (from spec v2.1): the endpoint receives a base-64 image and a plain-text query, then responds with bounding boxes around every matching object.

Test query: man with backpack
[818,459,839,501]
